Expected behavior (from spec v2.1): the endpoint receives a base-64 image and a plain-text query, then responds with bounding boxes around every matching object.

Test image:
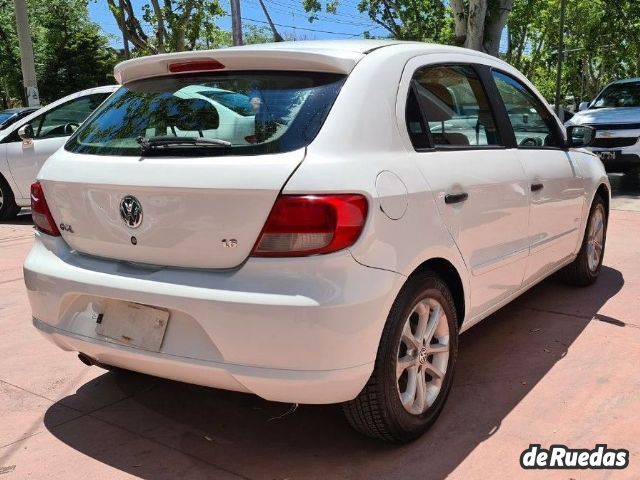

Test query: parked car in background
[567,78,640,174]
[24,41,609,443]
[172,85,255,144]
[0,107,40,130]
[0,86,117,219]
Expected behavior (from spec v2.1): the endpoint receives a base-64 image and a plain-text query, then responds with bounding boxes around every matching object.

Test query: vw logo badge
[418,347,428,365]
[119,195,143,229]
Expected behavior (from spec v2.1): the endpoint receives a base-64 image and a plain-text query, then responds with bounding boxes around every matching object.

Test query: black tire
[561,195,607,286]
[0,175,21,221]
[343,271,459,443]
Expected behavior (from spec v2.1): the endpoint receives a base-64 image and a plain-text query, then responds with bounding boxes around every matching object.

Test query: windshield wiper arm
[136,135,232,151]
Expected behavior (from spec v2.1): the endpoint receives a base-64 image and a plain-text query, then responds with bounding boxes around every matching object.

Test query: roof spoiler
[114,48,364,85]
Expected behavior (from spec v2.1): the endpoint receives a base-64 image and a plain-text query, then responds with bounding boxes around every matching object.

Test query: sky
[88,1,507,52]
[88,0,388,47]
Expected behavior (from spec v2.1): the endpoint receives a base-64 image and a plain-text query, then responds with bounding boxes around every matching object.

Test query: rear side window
[492,71,561,148]
[409,65,501,148]
[65,72,346,157]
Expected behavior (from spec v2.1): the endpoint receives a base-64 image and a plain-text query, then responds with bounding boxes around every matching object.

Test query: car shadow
[0,209,33,225]
[43,266,624,479]
[609,172,640,198]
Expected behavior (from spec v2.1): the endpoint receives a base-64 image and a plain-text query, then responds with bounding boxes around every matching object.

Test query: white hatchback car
[24,41,609,442]
[0,86,117,219]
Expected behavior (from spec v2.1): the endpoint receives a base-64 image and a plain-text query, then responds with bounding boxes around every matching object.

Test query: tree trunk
[150,0,166,53]
[465,0,487,51]
[175,31,185,51]
[483,0,514,57]
[107,0,151,52]
[450,0,467,46]
[524,24,548,77]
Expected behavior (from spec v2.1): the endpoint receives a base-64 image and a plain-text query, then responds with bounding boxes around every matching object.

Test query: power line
[264,0,372,23]
[242,16,365,36]
[244,0,380,28]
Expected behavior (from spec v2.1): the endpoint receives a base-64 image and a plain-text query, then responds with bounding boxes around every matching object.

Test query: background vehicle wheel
[561,195,607,286]
[0,175,21,221]
[343,271,459,443]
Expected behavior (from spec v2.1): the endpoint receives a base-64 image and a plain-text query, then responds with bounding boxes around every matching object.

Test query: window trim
[489,68,567,151]
[406,62,509,152]
[405,81,433,150]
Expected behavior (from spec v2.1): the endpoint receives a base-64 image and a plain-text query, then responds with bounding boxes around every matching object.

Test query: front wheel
[343,271,459,443]
[561,195,607,286]
[0,176,21,221]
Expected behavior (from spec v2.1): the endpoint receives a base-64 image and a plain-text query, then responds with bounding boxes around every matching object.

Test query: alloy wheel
[586,205,605,272]
[396,297,450,415]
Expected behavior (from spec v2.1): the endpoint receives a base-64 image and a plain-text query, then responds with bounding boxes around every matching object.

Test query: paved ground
[1,174,639,480]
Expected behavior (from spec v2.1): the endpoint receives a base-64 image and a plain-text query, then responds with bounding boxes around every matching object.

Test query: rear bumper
[24,234,403,404]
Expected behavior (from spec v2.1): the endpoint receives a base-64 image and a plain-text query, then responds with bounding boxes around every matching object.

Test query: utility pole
[13,0,39,107]
[230,0,243,46]
[554,0,567,120]
[258,0,284,42]
[119,0,130,59]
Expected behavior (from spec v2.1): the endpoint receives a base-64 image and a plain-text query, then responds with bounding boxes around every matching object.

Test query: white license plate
[596,151,619,161]
[95,302,169,352]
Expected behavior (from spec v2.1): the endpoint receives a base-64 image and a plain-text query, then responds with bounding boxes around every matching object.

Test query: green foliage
[303,0,640,105]
[108,0,226,54]
[0,0,117,106]
[243,25,279,45]
[302,0,453,42]
[0,0,22,106]
[507,0,640,103]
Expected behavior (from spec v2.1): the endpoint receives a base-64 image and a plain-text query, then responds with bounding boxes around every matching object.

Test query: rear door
[403,58,530,319]
[6,92,110,197]
[490,70,585,284]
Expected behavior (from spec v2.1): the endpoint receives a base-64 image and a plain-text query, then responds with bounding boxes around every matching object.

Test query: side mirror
[17,123,34,140]
[578,101,590,112]
[566,125,596,148]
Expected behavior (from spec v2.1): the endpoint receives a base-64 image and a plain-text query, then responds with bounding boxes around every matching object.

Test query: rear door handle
[444,192,469,204]
[531,183,544,192]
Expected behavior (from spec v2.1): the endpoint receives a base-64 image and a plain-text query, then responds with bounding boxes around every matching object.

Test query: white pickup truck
[567,78,640,174]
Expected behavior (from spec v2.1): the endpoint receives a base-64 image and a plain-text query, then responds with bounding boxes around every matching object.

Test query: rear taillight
[252,194,368,257]
[31,182,60,236]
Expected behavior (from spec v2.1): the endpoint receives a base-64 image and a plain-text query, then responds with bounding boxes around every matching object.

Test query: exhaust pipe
[78,352,96,366]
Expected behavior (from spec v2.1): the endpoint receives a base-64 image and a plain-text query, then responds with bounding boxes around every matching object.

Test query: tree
[450,0,514,55]
[33,0,118,101]
[0,0,22,107]
[303,0,452,43]
[0,0,118,106]
[506,0,640,103]
[106,0,226,54]
[302,0,514,55]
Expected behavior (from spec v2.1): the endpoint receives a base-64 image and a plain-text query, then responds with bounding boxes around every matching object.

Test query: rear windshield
[65,71,346,156]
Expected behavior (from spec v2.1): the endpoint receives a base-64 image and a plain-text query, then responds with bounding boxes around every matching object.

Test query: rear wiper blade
[136,136,232,151]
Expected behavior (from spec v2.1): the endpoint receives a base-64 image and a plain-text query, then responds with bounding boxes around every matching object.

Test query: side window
[492,71,561,148]
[35,93,109,139]
[410,65,502,147]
